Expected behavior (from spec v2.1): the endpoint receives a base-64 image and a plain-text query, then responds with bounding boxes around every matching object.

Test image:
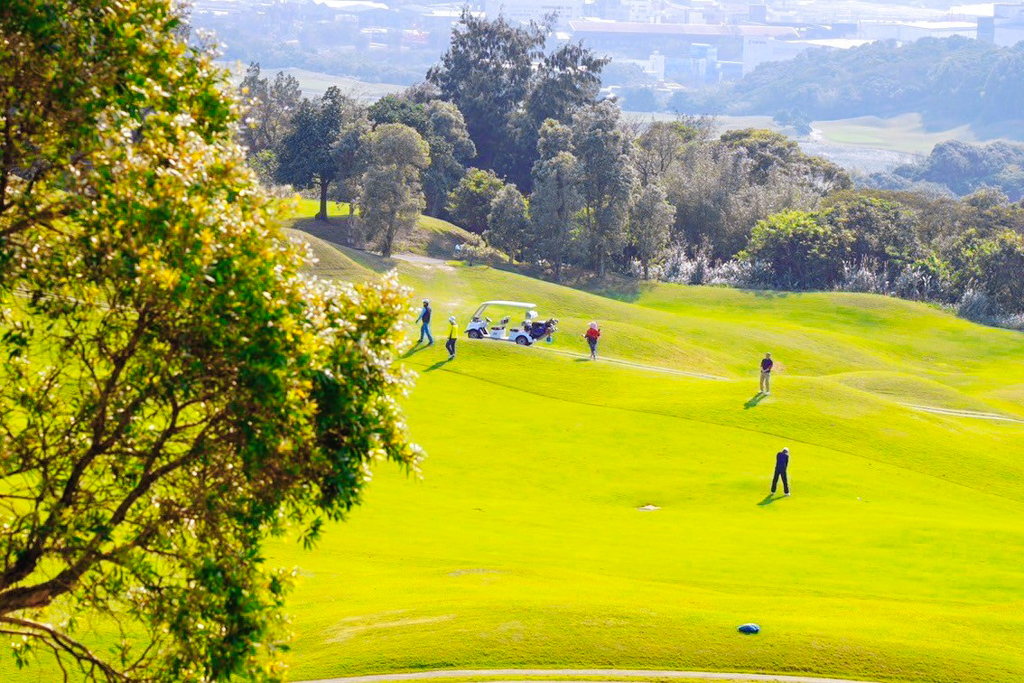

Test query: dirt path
[392,253,450,267]
[299,668,879,683]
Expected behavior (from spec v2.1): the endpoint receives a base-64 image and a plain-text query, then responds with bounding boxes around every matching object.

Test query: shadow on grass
[424,359,451,372]
[757,494,776,506]
[742,288,791,299]
[744,392,766,409]
[573,357,593,363]
[402,344,433,358]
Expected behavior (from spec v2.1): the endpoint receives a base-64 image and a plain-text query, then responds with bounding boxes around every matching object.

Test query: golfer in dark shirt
[415,299,433,345]
[759,352,773,394]
[771,447,790,496]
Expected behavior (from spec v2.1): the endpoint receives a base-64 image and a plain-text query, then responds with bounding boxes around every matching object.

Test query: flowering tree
[0,1,421,680]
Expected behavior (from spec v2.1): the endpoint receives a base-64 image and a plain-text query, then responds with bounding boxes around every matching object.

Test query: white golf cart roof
[477,300,537,308]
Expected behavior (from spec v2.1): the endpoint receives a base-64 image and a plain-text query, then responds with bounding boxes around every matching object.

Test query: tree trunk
[318,181,329,220]
[643,259,649,280]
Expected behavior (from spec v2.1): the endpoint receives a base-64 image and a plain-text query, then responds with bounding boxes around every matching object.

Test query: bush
[836,261,887,294]
[742,211,850,289]
[956,288,995,323]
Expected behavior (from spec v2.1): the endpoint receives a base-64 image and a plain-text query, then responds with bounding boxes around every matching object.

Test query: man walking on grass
[446,316,458,360]
[760,352,773,394]
[771,447,791,496]
[416,299,433,345]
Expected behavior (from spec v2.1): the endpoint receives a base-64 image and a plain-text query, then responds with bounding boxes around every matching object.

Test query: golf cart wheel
[515,336,530,346]
[468,329,482,339]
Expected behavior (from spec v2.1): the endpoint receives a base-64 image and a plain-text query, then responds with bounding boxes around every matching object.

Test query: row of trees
[238,14,1023,318]
[238,66,458,256]
[442,118,850,280]
[743,190,1024,315]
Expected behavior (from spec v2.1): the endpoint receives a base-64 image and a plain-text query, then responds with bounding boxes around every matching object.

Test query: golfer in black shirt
[771,447,790,496]
[759,353,773,394]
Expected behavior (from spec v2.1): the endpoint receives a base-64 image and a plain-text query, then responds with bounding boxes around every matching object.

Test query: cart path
[531,344,729,381]
[900,403,1024,424]
[298,668,879,683]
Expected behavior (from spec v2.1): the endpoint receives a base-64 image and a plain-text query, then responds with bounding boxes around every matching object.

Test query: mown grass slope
[7,233,1022,683]
[267,236,1024,683]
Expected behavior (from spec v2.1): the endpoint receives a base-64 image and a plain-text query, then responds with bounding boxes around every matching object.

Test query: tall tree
[446,168,505,235]
[487,183,529,264]
[357,123,430,257]
[275,87,367,219]
[427,11,543,174]
[428,11,606,188]
[633,118,712,185]
[505,43,609,189]
[0,1,420,680]
[368,96,476,217]
[238,62,302,157]
[573,102,637,276]
[629,184,676,279]
[530,120,583,281]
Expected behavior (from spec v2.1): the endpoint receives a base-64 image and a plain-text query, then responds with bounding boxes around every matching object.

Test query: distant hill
[723,37,1024,134]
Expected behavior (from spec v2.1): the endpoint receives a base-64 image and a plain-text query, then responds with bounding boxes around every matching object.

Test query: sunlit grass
[267,241,1024,683]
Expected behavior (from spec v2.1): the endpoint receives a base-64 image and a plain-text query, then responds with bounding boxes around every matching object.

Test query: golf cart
[465,300,558,346]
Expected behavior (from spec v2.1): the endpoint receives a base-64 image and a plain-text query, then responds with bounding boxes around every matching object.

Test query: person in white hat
[445,316,458,360]
[771,447,791,496]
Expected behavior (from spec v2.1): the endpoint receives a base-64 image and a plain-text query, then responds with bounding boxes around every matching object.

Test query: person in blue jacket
[415,299,433,345]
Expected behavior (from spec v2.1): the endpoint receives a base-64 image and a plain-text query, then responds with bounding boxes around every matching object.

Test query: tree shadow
[424,359,451,372]
[744,392,765,409]
[757,494,776,506]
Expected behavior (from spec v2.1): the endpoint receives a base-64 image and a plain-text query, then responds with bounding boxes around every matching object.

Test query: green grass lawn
[7,236,1023,683]
[812,113,978,155]
[261,239,1024,682]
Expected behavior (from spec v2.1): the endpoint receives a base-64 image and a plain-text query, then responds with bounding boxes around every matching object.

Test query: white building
[858,20,977,41]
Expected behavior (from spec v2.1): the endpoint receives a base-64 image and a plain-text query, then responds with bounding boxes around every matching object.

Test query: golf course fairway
[7,231,1023,683]
[261,234,1024,683]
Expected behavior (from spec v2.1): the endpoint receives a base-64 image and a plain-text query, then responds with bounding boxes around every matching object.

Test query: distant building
[485,0,585,27]
[990,3,1024,45]
[858,20,976,41]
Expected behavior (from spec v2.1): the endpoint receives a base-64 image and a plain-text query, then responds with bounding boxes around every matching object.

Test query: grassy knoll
[6,238,1023,683]
[261,241,1024,683]
[284,200,482,259]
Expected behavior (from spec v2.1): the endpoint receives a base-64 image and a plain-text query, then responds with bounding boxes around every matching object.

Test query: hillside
[261,236,1024,683]
[285,199,487,260]
[10,234,1019,683]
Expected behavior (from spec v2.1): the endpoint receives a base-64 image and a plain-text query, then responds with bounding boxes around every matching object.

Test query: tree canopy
[427,10,607,189]
[0,1,420,680]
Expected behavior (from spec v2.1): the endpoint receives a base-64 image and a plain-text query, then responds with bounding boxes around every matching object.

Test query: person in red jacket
[584,322,601,360]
